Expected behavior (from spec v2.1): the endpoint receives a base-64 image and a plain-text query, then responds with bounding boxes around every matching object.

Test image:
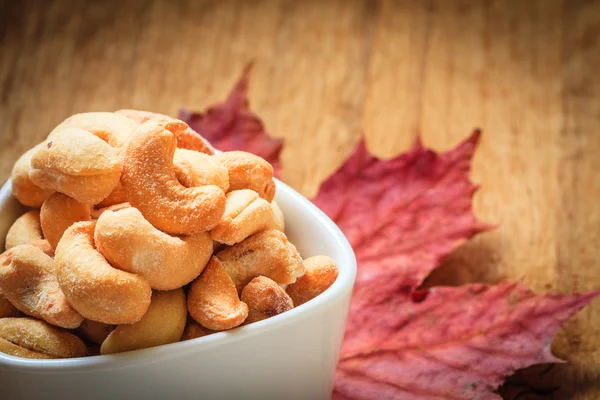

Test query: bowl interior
[0,179,356,369]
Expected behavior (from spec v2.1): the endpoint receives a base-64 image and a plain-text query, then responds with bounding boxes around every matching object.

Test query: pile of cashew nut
[0,111,338,359]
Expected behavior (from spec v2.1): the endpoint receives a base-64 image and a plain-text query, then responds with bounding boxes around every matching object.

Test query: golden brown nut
[0,244,83,329]
[0,292,19,318]
[30,128,122,205]
[95,208,212,290]
[241,276,293,325]
[40,193,91,250]
[173,148,229,192]
[78,320,114,345]
[267,200,285,232]
[181,319,215,341]
[115,109,214,154]
[121,119,225,235]
[100,289,187,355]
[286,255,338,306]
[0,317,87,359]
[214,151,276,201]
[216,230,304,292]
[187,257,249,331]
[11,144,55,208]
[5,210,43,251]
[90,202,131,220]
[55,221,152,325]
[95,182,127,208]
[50,112,138,148]
[210,190,272,245]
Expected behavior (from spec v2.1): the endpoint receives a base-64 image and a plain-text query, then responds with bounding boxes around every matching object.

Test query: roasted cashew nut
[55,221,152,325]
[5,210,43,251]
[95,207,212,290]
[210,189,272,245]
[41,193,91,250]
[30,128,122,205]
[50,112,138,148]
[0,244,83,329]
[115,109,214,154]
[214,151,276,202]
[78,320,114,345]
[241,276,293,325]
[286,255,338,306]
[121,119,226,235]
[173,148,229,192]
[0,317,87,359]
[11,144,54,208]
[187,257,249,331]
[100,289,186,355]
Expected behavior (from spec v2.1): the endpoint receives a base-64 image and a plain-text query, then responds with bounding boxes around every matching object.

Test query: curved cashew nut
[173,148,229,192]
[181,319,215,341]
[41,193,91,250]
[5,210,42,251]
[121,119,226,235]
[10,144,54,207]
[94,207,212,290]
[30,128,122,205]
[100,289,186,355]
[55,221,152,325]
[187,257,248,331]
[50,112,138,148]
[241,276,293,325]
[91,202,131,220]
[0,244,83,329]
[0,317,87,359]
[210,189,272,245]
[214,151,276,202]
[78,320,114,345]
[286,256,338,306]
[115,109,214,154]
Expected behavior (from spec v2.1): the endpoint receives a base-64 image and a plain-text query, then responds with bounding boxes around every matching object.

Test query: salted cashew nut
[214,151,276,202]
[241,276,293,325]
[121,119,226,235]
[30,128,122,205]
[0,244,83,329]
[181,319,215,341]
[90,202,131,220]
[50,112,138,148]
[79,320,114,345]
[286,255,338,306]
[55,221,152,325]
[267,200,285,232]
[173,148,229,192]
[188,230,303,330]
[10,144,54,207]
[5,210,42,251]
[210,189,272,245]
[100,289,186,355]
[187,257,248,331]
[115,109,214,154]
[0,317,87,359]
[95,207,212,290]
[41,193,91,250]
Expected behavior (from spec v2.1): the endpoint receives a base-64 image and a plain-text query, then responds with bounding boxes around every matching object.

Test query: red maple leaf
[178,64,284,176]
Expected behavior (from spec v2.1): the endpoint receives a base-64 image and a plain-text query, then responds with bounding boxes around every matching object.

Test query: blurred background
[1,1,600,399]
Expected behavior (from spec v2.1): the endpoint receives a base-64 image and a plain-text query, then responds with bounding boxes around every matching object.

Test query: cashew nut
[95,181,127,208]
[214,151,276,202]
[173,148,229,192]
[0,317,87,359]
[267,200,285,232]
[181,319,215,341]
[286,256,338,306]
[115,109,214,154]
[100,289,186,355]
[30,128,122,205]
[41,193,91,250]
[5,210,42,251]
[95,207,212,290]
[78,320,114,345]
[210,189,272,245]
[0,244,83,329]
[241,276,293,325]
[187,257,248,331]
[121,119,226,235]
[55,221,152,325]
[10,144,55,207]
[91,202,131,220]
[50,112,138,148]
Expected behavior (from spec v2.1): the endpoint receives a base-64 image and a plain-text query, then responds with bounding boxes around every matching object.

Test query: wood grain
[1,0,600,398]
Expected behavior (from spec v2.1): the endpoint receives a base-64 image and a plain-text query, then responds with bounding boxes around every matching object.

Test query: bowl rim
[0,178,357,372]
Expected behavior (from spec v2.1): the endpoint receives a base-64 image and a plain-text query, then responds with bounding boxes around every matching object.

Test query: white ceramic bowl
[0,179,356,400]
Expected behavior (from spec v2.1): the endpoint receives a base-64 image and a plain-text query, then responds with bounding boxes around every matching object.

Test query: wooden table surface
[1,1,600,398]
